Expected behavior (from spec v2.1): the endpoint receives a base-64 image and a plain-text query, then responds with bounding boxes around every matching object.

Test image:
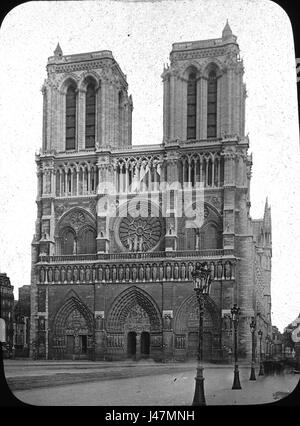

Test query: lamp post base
[258,362,265,376]
[232,364,242,389]
[249,362,256,381]
[192,365,206,406]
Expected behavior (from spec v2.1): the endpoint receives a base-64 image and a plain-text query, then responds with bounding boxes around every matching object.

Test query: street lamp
[249,318,256,381]
[231,304,242,389]
[191,262,212,406]
[258,330,264,376]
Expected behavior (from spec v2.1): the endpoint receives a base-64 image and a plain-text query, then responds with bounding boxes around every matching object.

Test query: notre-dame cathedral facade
[30,23,272,362]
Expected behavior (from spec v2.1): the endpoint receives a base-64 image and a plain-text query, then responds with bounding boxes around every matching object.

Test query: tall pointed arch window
[207,70,217,138]
[118,91,124,145]
[65,84,77,150]
[187,72,197,140]
[85,82,96,148]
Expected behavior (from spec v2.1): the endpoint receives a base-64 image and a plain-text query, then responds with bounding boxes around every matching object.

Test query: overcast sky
[0,0,299,332]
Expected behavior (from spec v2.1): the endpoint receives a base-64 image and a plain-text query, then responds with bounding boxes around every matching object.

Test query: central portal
[127,331,150,359]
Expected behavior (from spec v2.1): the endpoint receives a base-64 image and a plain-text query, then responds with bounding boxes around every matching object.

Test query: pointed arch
[65,80,77,150]
[186,66,198,140]
[52,290,94,337]
[202,60,224,78]
[174,293,220,333]
[106,286,162,333]
[59,75,79,94]
[84,77,97,148]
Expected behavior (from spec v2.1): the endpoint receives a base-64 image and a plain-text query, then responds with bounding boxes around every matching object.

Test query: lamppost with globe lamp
[258,330,264,376]
[249,318,256,380]
[231,304,242,389]
[191,263,212,406]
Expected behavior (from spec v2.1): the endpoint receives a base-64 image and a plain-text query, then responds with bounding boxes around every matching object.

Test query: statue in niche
[168,222,174,235]
[224,262,231,280]
[195,231,200,250]
[188,263,194,280]
[105,265,110,281]
[54,267,60,282]
[73,267,78,283]
[48,268,53,283]
[138,236,144,252]
[164,314,172,330]
[145,264,151,281]
[61,267,66,283]
[112,265,117,282]
[73,238,77,255]
[98,265,103,282]
[166,263,172,280]
[118,264,124,282]
[86,267,91,282]
[96,314,103,330]
[67,267,72,283]
[159,263,164,280]
[210,262,215,280]
[133,235,139,252]
[132,265,137,281]
[181,263,186,280]
[40,268,45,283]
[152,263,157,281]
[92,267,96,282]
[79,266,85,282]
[217,262,223,279]
[125,264,130,281]
[127,237,133,252]
[139,264,144,281]
[174,263,179,280]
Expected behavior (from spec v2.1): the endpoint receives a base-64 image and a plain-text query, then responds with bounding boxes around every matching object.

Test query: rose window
[119,215,162,252]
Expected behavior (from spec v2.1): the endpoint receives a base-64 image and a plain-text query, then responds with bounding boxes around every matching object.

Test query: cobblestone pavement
[3,359,299,406]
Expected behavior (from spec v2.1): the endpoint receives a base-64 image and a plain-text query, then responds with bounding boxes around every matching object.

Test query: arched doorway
[187,331,213,360]
[127,332,137,358]
[174,294,220,362]
[141,331,150,357]
[52,294,94,360]
[106,286,163,361]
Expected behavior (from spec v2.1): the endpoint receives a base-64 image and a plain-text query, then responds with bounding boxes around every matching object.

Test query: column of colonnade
[54,165,98,196]
[115,159,162,193]
[181,154,223,187]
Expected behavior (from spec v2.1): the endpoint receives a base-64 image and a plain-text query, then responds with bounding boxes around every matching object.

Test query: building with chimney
[0,272,14,357]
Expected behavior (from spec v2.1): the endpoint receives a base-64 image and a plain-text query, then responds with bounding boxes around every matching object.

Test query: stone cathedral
[30,23,272,362]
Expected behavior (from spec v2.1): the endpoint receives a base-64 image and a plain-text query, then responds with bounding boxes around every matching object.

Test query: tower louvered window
[65,85,76,150]
[207,70,217,138]
[187,72,197,140]
[85,83,96,148]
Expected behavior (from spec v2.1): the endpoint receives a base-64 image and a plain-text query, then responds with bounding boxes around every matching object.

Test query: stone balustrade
[41,248,233,263]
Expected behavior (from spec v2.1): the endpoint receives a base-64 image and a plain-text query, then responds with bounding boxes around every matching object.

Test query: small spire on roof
[54,42,63,57]
[222,20,233,40]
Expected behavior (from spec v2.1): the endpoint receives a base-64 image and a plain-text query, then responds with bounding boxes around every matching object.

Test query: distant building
[13,285,31,357]
[284,314,300,369]
[271,325,283,359]
[0,273,14,357]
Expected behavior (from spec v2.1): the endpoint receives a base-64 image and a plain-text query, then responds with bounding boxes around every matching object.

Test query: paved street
[3,359,299,406]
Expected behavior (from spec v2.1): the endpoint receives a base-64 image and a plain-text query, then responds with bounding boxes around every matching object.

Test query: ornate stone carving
[119,215,162,252]
[70,211,85,230]
[125,305,150,331]
[55,204,65,217]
